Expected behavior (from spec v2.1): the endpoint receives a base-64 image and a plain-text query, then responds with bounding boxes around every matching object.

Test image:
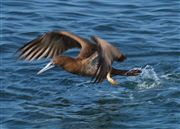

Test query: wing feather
[18,31,92,61]
[91,36,126,83]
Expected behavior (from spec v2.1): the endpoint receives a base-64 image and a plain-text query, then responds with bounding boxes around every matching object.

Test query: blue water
[1,0,180,129]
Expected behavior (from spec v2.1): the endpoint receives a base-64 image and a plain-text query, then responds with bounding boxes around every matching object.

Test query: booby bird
[18,31,141,85]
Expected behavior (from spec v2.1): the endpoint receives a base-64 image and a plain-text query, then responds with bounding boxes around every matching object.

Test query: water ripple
[1,0,180,129]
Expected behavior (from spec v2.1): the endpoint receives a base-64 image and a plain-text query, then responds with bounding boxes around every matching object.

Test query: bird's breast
[80,52,98,76]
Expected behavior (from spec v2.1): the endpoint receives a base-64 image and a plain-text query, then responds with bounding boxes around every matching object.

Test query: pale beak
[37,61,55,75]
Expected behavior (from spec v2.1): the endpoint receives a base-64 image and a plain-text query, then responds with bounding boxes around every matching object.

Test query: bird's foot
[107,72,119,85]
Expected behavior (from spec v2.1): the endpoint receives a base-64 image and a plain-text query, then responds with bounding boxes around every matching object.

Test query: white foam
[128,65,161,89]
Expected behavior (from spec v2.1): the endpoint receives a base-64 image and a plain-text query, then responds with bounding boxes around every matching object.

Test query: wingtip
[91,35,98,42]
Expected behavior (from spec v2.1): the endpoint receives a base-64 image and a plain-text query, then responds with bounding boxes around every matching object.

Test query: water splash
[128,65,161,89]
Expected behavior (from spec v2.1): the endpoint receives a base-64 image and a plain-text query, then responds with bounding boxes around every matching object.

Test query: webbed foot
[107,72,119,85]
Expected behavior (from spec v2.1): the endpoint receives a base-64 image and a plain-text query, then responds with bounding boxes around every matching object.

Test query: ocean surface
[1,0,180,129]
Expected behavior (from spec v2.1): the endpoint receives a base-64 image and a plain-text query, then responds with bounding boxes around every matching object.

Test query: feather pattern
[91,36,125,83]
[18,31,93,61]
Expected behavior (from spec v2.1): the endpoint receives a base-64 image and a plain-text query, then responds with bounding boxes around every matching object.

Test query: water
[1,0,180,129]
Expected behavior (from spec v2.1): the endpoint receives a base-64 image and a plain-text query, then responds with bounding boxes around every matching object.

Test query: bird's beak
[37,61,55,75]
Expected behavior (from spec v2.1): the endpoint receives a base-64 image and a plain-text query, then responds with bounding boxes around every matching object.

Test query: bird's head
[37,56,66,75]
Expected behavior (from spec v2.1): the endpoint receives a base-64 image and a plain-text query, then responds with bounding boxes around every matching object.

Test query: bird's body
[52,44,98,77]
[18,31,141,84]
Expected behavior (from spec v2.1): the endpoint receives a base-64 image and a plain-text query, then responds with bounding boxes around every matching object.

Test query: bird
[17,31,141,85]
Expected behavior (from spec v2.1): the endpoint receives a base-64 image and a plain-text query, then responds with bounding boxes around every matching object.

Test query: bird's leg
[107,72,119,85]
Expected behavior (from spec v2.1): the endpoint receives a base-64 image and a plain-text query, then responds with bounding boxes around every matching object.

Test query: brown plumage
[18,31,141,84]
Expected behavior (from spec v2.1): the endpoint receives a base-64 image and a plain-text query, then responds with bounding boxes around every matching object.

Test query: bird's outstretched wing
[91,36,126,83]
[18,31,92,61]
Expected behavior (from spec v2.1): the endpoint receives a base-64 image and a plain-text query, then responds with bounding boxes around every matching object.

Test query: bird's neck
[55,56,82,74]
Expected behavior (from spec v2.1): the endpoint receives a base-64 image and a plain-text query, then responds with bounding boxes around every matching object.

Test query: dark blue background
[1,0,180,129]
